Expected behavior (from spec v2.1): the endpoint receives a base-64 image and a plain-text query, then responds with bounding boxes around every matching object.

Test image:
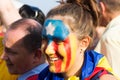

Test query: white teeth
[50,58,58,61]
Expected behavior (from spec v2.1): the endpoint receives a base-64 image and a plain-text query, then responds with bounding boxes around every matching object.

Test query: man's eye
[4,48,17,55]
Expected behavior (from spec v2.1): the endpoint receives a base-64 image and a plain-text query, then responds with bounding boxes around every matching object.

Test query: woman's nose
[45,42,55,55]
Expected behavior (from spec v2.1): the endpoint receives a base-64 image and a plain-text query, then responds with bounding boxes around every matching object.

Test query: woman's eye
[42,36,47,40]
[54,39,62,44]
[42,36,48,41]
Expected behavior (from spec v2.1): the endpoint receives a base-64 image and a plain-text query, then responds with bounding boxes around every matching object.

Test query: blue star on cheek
[42,19,70,41]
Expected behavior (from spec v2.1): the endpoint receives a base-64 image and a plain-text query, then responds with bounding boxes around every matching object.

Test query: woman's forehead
[42,19,70,40]
[50,15,75,23]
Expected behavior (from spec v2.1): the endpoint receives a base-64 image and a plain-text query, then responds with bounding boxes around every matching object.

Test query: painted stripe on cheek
[64,37,71,70]
[51,42,62,72]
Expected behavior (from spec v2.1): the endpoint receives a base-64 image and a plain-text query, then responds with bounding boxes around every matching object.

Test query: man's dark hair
[19,4,45,25]
[9,18,42,53]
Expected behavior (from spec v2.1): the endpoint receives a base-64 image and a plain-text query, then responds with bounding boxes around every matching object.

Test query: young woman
[38,0,118,80]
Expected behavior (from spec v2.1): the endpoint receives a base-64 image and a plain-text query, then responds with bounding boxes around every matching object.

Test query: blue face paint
[42,19,70,43]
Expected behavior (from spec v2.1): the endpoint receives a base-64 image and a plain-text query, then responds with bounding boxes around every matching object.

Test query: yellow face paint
[45,33,78,73]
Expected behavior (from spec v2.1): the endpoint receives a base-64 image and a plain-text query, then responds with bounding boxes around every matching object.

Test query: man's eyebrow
[4,46,17,54]
[4,46,12,51]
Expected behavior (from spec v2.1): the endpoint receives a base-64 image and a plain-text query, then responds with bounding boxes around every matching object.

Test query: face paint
[42,19,70,42]
[42,19,77,73]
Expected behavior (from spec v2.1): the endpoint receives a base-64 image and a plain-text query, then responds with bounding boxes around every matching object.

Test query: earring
[80,49,83,54]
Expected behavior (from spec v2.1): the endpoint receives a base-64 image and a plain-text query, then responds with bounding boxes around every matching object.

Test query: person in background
[1,18,48,80]
[0,0,21,79]
[19,4,45,25]
[38,0,118,80]
[94,0,120,77]
[0,0,45,28]
[0,0,46,80]
[0,0,22,28]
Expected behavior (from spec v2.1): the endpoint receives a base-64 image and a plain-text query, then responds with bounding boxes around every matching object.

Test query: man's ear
[99,2,108,26]
[79,36,91,50]
[99,2,106,16]
[33,49,41,62]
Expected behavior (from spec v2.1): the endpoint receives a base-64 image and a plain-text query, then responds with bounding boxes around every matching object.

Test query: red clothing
[26,74,38,80]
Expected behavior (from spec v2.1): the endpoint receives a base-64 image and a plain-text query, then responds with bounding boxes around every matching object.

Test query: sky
[19,0,59,15]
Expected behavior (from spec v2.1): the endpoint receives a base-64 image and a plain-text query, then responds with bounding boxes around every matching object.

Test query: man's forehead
[4,29,26,47]
[6,29,26,40]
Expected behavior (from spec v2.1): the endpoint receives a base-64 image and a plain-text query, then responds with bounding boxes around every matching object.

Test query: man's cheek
[41,42,47,53]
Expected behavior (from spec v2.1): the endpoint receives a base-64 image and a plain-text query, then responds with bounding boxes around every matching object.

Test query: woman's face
[42,18,80,73]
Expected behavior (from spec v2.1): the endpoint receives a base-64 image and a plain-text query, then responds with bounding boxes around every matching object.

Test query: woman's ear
[79,36,91,50]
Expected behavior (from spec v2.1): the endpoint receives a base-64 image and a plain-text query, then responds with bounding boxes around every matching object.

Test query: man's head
[1,18,44,74]
[99,0,120,12]
[97,0,120,26]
